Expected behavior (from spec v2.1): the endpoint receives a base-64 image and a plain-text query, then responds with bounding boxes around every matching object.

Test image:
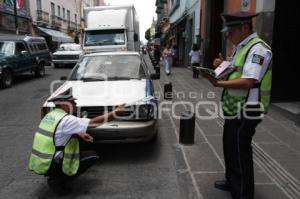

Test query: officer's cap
[48,88,77,103]
[221,11,259,32]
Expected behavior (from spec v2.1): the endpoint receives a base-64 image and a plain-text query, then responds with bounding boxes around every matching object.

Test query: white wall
[256,0,275,12]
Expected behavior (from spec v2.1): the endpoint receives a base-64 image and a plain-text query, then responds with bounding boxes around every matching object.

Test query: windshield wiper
[107,76,141,81]
[81,77,105,82]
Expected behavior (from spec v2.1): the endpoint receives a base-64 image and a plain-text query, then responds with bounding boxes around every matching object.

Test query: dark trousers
[223,110,262,199]
[46,150,99,182]
[192,63,200,78]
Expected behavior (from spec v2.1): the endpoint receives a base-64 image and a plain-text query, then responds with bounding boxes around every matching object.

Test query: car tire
[0,70,13,88]
[148,130,158,143]
[54,63,60,68]
[35,63,45,77]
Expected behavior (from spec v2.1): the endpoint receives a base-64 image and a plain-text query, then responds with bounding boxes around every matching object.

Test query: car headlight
[134,104,155,120]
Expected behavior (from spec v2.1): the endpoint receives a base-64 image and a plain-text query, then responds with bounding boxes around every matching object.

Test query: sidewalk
[146,55,300,199]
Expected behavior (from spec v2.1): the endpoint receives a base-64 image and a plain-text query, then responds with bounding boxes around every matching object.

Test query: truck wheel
[0,70,13,88]
[54,63,60,68]
[35,63,45,77]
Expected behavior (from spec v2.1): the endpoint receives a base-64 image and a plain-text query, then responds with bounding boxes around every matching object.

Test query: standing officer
[204,12,272,199]
[29,88,125,195]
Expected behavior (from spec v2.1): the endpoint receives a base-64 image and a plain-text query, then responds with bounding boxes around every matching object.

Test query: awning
[37,27,73,43]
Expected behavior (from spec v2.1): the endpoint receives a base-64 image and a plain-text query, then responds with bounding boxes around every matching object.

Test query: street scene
[0,0,299,199]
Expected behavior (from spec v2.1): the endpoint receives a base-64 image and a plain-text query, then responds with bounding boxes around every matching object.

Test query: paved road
[0,65,190,199]
[0,55,300,199]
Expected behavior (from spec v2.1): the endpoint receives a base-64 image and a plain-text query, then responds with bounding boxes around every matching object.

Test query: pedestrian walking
[154,44,161,66]
[171,44,178,66]
[203,12,272,199]
[162,44,174,75]
[189,44,202,78]
[28,88,125,195]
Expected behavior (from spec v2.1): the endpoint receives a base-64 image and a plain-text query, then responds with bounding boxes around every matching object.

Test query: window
[75,14,77,26]
[63,8,65,19]
[50,2,55,16]
[57,5,60,17]
[37,0,42,10]
[0,41,15,56]
[37,43,47,51]
[16,42,26,54]
[67,10,70,23]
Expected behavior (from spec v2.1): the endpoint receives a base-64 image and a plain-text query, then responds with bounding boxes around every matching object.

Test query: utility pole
[13,0,19,35]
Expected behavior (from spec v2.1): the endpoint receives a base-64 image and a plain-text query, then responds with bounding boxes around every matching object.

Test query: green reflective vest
[222,37,272,116]
[29,108,80,176]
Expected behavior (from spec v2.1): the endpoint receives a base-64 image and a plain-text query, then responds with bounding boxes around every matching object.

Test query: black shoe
[47,177,72,196]
[214,180,231,192]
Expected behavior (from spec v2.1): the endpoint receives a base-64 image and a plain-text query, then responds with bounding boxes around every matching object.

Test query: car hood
[53,51,82,55]
[46,80,149,107]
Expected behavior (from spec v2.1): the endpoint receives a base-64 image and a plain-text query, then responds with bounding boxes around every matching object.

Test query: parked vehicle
[42,52,159,143]
[0,35,51,88]
[52,43,83,68]
[83,5,140,53]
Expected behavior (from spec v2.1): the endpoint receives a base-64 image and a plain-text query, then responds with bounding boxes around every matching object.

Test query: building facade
[0,0,31,34]
[156,0,200,66]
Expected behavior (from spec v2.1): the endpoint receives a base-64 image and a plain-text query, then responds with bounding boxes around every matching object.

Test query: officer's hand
[203,74,219,87]
[79,133,94,143]
[213,53,224,68]
[114,103,126,114]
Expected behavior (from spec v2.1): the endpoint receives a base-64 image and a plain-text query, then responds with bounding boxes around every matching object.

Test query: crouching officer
[28,88,125,195]
[204,12,272,199]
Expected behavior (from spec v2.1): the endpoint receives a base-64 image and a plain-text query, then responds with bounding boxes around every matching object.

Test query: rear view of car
[52,43,83,68]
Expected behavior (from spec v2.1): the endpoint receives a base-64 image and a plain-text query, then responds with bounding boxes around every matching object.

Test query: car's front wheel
[54,63,60,68]
[0,70,13,88]
[35,63,45,77]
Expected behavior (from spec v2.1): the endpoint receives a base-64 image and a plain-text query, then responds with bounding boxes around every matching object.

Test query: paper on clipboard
[197,61,235,79]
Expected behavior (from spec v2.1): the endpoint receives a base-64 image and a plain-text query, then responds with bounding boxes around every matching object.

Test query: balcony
[51,15,62,29]
[36,10,49,26]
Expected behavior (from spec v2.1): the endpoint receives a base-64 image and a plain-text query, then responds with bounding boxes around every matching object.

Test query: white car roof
[85,51,140,57]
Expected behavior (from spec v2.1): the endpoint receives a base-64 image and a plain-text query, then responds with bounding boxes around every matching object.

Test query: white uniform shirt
[55,115,90,146]
[232,32,272,104]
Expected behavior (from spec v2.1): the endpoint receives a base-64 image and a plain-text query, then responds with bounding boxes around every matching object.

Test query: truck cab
[83,5,139,54]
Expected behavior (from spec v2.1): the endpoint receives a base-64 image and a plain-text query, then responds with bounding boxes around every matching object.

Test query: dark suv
[0,35,52,88]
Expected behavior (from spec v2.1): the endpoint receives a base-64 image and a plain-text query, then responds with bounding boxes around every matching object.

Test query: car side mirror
[60,76,67,80]
[150,73,160,80]
[21,50,29,55]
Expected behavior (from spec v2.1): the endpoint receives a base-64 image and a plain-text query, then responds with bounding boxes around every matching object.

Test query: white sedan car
[43,52,159,142]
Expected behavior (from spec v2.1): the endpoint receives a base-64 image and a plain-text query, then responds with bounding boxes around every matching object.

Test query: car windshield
[58,44,81,51]
[84,29,126,46]
[70,55,147,81]
[0,41,15,56]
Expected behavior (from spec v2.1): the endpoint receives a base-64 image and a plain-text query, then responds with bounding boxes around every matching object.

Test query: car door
[15,42,32,72]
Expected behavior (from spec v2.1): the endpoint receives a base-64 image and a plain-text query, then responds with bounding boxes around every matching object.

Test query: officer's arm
[88,104,126,128]
[205,75,256,89]
[88,111,116,128]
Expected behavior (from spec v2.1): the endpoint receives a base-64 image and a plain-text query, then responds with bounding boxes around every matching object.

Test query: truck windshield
[0,41,15,56]
[85,29,126,46]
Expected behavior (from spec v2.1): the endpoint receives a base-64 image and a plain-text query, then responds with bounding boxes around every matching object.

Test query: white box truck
[83,5,140,53]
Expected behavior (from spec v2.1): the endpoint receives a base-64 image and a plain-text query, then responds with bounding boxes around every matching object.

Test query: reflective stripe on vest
[222,37,272,115]
[29,108,80,176]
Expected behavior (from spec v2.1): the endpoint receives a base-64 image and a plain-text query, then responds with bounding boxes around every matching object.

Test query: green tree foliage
[145,28,151,41]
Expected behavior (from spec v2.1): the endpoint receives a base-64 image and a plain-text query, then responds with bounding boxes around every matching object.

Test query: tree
[145,28,151,41]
